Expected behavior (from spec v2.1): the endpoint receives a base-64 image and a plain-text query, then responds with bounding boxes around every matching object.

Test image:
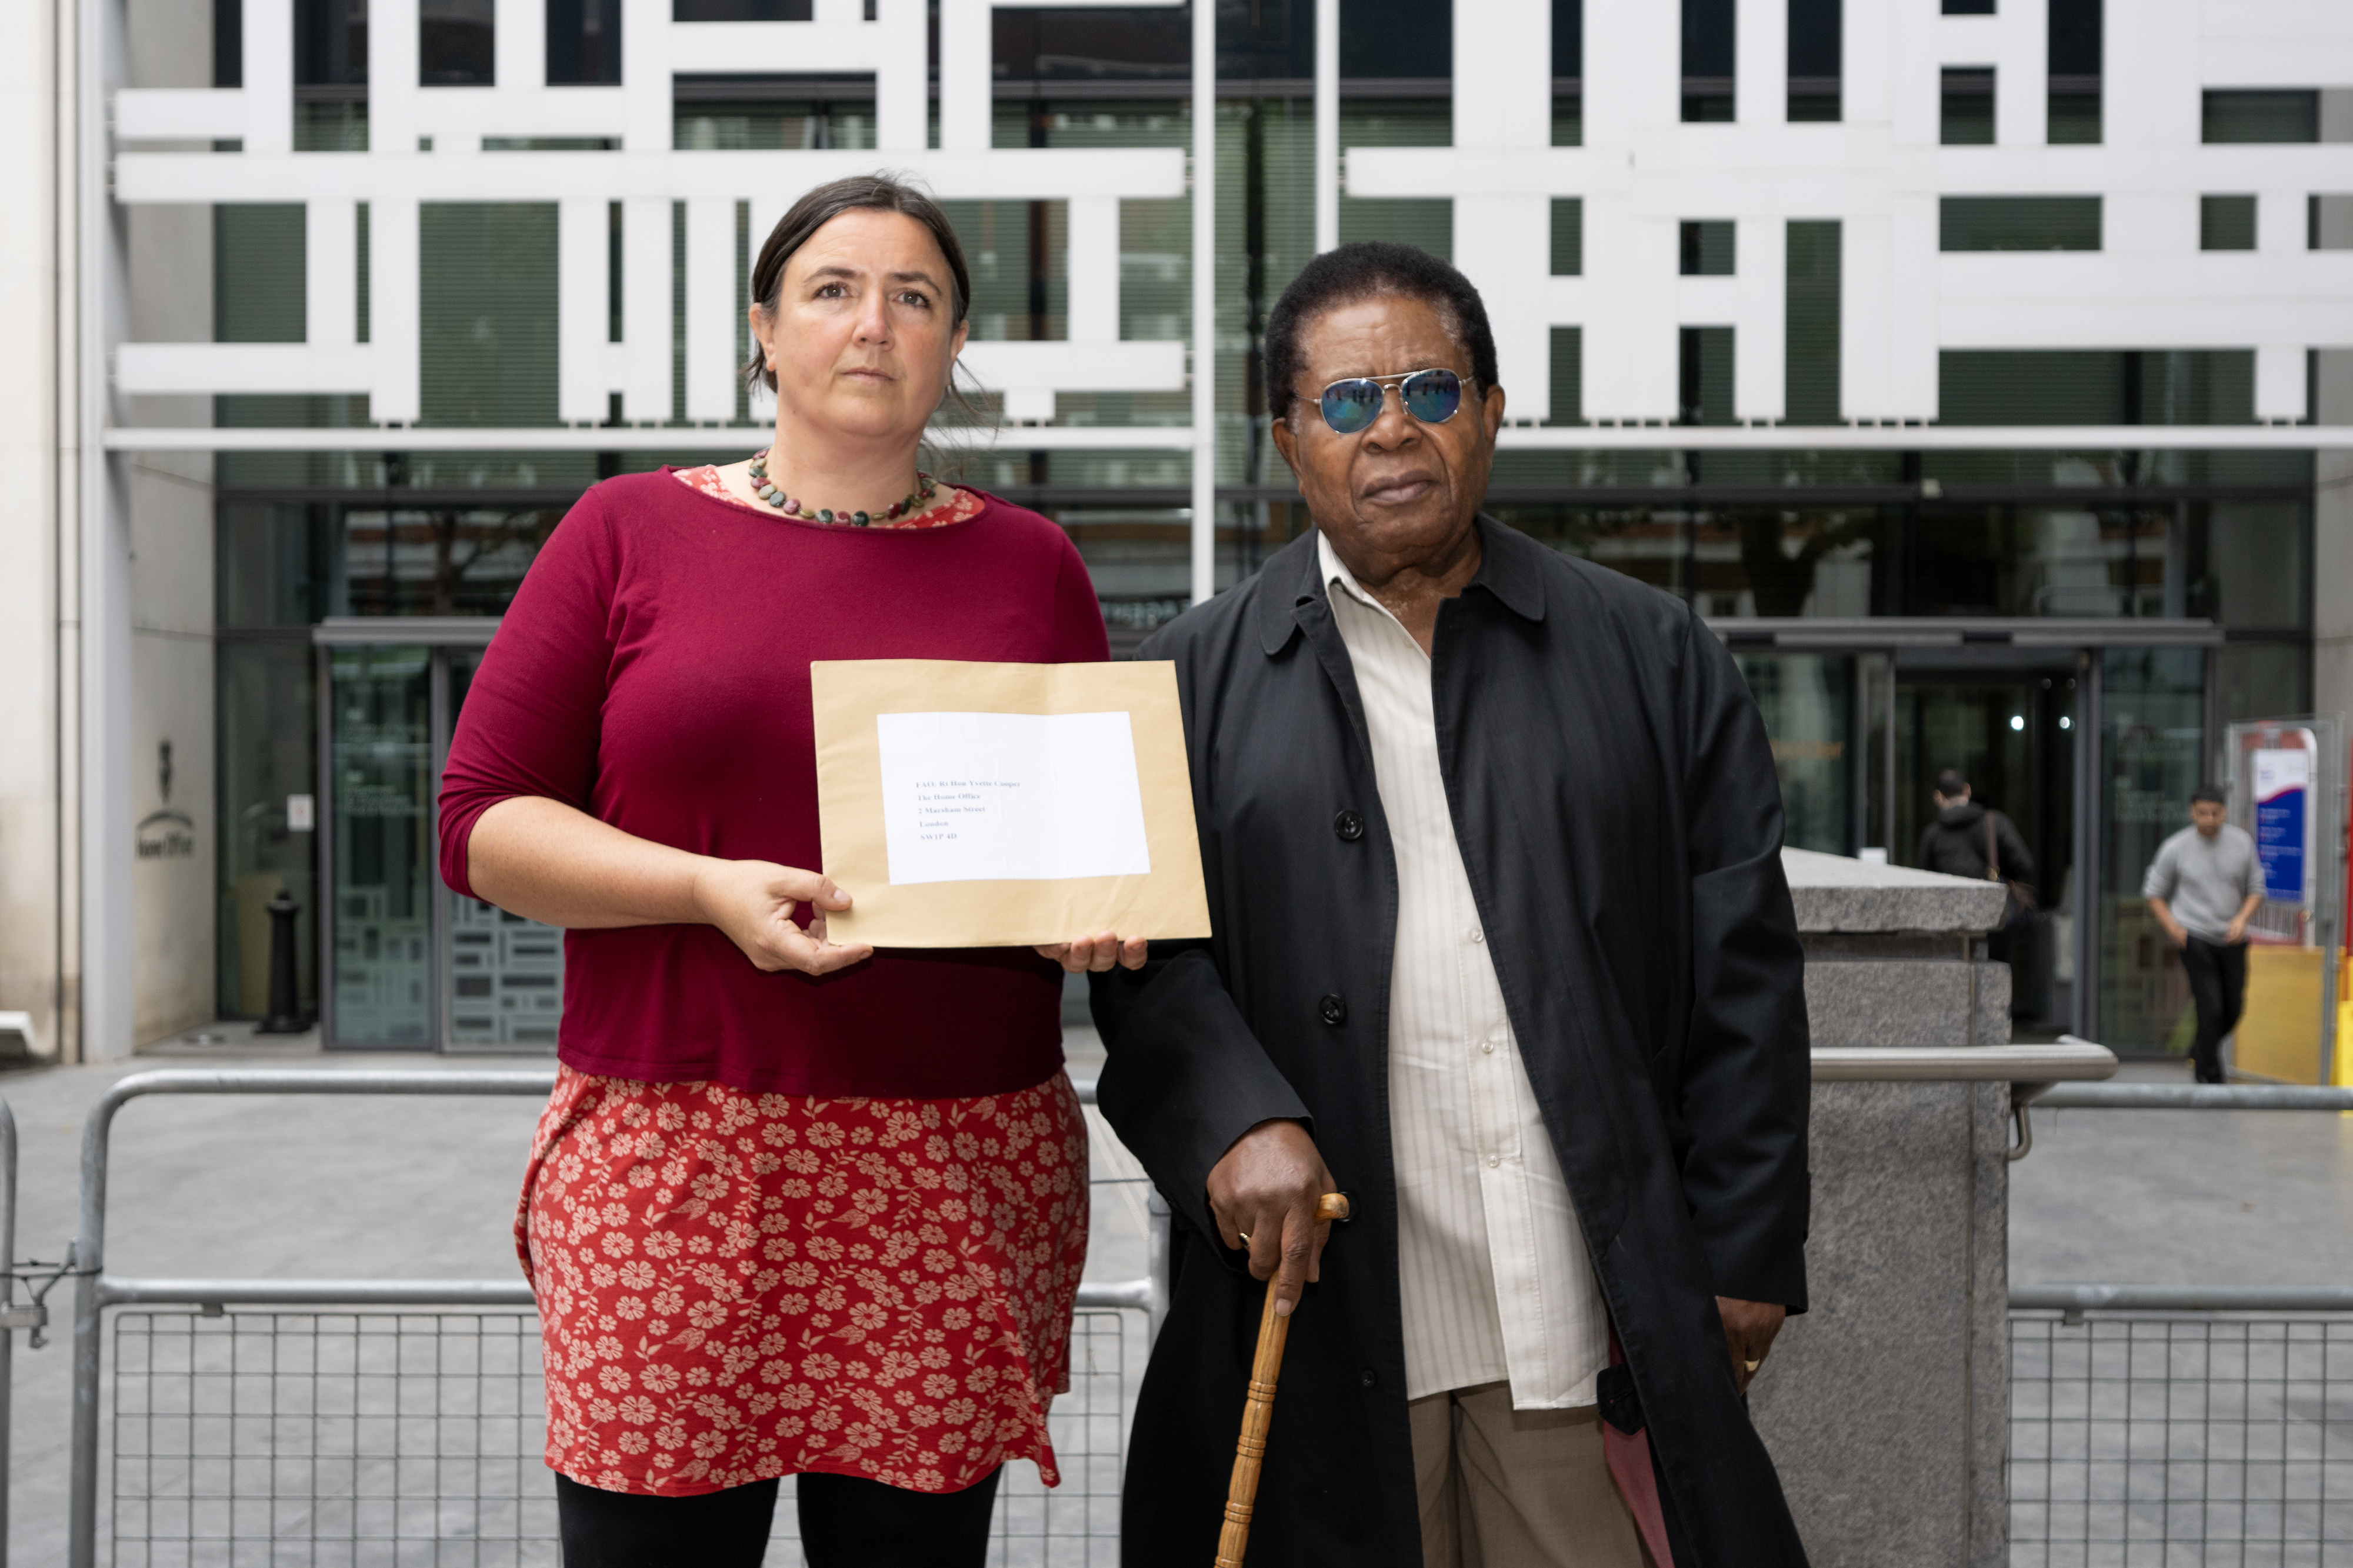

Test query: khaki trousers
[1408,1383,1655,1568]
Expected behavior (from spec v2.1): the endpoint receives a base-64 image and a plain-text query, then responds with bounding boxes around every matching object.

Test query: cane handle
[1213,1192,1347,1566]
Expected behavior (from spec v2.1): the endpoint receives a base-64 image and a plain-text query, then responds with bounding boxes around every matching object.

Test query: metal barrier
[59,1046,2130,1564]
[2011,1072,2353,1563]
[2009,1296,2353,1564]
[65,1069,1168,1568]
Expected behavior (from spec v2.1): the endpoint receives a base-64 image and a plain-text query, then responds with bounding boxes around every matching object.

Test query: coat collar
[1254,512,1547,657]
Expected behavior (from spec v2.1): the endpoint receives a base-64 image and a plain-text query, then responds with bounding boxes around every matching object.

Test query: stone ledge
[1804,960,2012,1049]
[1784,847,2009,935]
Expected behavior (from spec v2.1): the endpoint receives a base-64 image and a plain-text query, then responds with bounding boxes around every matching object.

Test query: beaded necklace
[746,449,939,526]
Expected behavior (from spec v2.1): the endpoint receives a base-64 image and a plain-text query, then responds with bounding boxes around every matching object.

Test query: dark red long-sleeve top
[436,470,1109,1097]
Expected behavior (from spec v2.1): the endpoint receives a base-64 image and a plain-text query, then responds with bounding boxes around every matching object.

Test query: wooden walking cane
[1214,1192,1351,1568]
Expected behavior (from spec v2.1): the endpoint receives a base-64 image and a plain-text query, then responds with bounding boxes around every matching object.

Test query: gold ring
[1236,1230,1252,1245]
[1744,1359,1761,1373]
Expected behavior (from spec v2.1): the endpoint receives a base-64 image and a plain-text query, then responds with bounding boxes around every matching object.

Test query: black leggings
[555,1467,1002,1568]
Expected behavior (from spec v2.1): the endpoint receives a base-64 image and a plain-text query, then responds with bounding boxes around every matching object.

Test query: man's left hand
[1717,1297,1787,1395]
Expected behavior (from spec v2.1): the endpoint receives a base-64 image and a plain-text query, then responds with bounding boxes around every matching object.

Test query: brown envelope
[811,659,1213,948]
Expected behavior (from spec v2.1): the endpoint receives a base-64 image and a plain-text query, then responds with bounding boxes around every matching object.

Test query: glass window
[1489,505,1694,602]
[446,650,565,1048]
[294,99,368,151]
[1735,654,1857,855]
[419,0,492,84]
[546,0,619,84]
[1339,0,1449,78]
[1694,507,1894,617]
[2047,88,2100,143]
[673,0,805,19]
[215,206,307,342]
[1679,327,1734,425]
[217,640,319,1020]
[2098,646,2207,1053]
[1679,220,1734,275]
[1553,0,1583,139]
[2202,89,2318,144]
[1785,220,1841,425]
[2201,194,2257,251]
[2185,501,2309,628]
[938,199,1067,341]
[421,203,559,426]
[338,507,562,617]
[1546,326,1582,426]
[2046,0,2100,143]
[328,646,435,1045]
[1941,69,1994,145]
[674,76,874,148]
[1914,503,2160,618]
[216,0,242,85]
[1681,0,1734,121]
[1939,196,2101,251]
[217,502,334,628]
[2217,642,2311,728]
[1787,0,1840,121]
[1551,199,1582,276]
[1938,351,2254,425]
[296,0,366,84]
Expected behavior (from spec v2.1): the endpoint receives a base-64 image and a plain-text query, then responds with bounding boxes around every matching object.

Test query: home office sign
[135,738,195,861]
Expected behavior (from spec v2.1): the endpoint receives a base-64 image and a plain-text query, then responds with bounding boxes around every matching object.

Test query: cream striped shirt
[1319,532,1611,1410]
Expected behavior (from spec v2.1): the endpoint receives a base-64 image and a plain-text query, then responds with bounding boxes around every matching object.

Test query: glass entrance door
[444,649,566,1049]
[325,645,437,1045]
[2097,647,2210,1055]
[1894,650,2083,1033]
[321,634,562,1051]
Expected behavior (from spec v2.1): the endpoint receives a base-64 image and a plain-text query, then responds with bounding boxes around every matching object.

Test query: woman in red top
[438,175,1144,1568]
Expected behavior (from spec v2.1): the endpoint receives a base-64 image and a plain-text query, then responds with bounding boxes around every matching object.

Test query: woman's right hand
[691,859,874,975]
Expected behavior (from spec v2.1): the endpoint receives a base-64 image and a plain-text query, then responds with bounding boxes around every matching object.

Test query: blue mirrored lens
[1401,369,1463,423]
[1321,380,1383,433]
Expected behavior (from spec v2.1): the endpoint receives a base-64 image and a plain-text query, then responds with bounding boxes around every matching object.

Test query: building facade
[4,0,2349,1063]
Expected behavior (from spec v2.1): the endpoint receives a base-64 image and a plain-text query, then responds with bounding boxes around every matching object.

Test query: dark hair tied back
[1262,242,1500,422]
[744,172,974,394]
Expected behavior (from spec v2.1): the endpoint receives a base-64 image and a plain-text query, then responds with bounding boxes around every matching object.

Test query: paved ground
[0,1031,2341,1563]
[2008,1060,2353,1289]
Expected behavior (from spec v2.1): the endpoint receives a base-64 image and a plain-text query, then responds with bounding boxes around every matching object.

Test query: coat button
[1333,809,1365,842]
[1360,1368,1378,1388]
[1319,993,1348,1026]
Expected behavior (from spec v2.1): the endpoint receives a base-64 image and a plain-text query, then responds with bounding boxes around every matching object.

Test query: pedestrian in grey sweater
[2142,786,2264,1083]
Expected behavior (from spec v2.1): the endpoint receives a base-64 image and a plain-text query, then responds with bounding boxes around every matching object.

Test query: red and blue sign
[2253,748,2311,905]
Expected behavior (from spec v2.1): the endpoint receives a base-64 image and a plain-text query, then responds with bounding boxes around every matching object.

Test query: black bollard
[257,889,309,1034]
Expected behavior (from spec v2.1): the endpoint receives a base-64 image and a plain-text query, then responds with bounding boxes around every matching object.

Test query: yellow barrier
[2235,945,2325,1084]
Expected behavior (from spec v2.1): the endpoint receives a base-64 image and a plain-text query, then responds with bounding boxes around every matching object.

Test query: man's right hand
[1206,1119,1337,1319]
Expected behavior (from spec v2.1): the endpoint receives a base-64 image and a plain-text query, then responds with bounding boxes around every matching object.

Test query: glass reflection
[329,646,434,1045]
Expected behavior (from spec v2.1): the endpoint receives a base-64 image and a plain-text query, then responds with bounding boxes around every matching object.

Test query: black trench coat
[1090,519,1812,1567]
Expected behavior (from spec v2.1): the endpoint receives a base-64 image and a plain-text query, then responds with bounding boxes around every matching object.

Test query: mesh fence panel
[2010,1312,2353,1567]
[110,1308,1134,1567]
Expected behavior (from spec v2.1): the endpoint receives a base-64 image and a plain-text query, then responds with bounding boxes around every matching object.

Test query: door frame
[1712,616,2222,1041]
[313,618,499,1051]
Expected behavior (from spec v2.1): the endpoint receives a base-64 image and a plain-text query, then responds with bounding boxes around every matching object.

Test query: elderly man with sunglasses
[1083,243,1813,1568]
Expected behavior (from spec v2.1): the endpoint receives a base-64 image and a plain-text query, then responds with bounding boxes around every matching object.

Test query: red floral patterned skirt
[516,1065,1088,1497]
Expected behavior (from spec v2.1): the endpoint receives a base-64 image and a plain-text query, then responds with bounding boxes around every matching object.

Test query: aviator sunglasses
[1310,367,1472,435]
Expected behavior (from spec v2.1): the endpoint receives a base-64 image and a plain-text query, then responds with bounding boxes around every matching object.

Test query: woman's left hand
[1035,933,1149,973]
